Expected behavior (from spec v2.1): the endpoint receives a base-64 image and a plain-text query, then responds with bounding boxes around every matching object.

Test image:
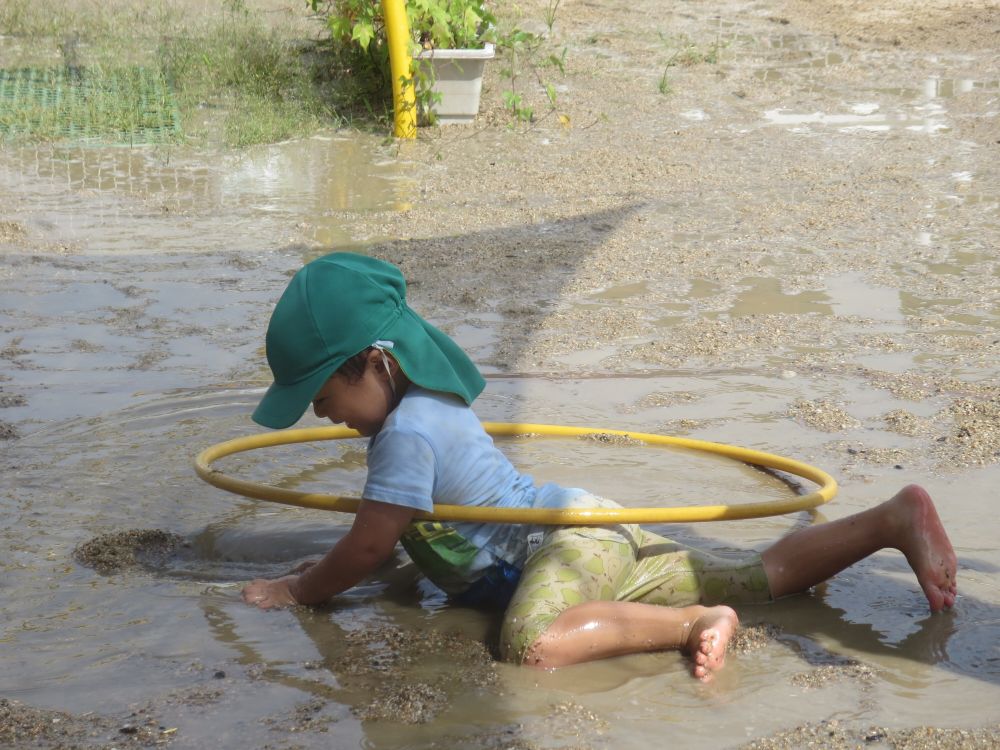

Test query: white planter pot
[416,43,495,125]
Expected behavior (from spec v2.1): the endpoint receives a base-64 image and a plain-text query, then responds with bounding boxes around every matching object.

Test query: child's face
[311,353,396,437]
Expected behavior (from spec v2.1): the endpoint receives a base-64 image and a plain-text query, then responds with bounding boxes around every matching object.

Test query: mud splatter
[739,720,1000,750]
[546,700,610,738]
[74,529,186,575]
[0,391,26,408]
[327,624,497,724]
[166,685,224,709]
[581,432,646,447]
[938,396,1000,467]
[790,660,879,689]
[0,221,27,243]
[789,399,861,432]
[832,441,915,469]
[1,337,30,362]
[730,622,782,654]
[69,339,104,353]
[430,724,540,750]
[332,624,495,679]
[615,315,819,369]
[634,391,702,409]
[657,418,716,435]
[882,409,933,437]
[0,697,175,748]
[263,698,336,734]
[354,682,445,724]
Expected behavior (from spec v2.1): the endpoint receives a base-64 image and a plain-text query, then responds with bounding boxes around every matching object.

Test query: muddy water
[3,0,1000,747]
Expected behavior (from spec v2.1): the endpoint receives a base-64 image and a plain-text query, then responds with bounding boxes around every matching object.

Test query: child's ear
[367,348,385,371]
[368,347,397,375]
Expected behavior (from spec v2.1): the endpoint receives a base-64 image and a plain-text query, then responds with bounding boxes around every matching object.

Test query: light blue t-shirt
[362,387,584,594]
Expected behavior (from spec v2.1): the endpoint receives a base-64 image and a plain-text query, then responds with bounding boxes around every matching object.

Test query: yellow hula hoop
[194,423,837,525]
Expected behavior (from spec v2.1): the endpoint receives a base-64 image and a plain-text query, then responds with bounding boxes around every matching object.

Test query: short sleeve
[363,427,436,512]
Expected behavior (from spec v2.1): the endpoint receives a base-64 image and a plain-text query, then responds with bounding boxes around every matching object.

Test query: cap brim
[252,362,338,429]
[381,308,485,406]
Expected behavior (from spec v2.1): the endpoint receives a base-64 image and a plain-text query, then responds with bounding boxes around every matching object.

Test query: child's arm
[242,499,415,608]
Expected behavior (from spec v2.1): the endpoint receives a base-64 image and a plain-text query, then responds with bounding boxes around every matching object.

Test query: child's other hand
[242,576,300,609]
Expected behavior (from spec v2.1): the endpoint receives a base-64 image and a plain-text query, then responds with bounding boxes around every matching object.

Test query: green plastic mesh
[0,66,182,144]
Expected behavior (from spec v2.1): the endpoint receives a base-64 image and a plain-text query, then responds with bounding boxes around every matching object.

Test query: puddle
[3,376,1000,747]
[588,280,650,301]
[822,273,907,322]
[735,27,998,136]
[727,277,832,317]
[899,291,999,328]
[762,103,949,134]
[0,133,417,252]
[3,0,1000,746]
[757,72,1000,135]
[920,77,1000,98]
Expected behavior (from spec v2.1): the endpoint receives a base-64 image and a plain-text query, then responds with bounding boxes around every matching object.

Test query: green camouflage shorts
[498,497,771,663]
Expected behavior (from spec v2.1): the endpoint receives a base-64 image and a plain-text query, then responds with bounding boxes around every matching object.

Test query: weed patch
[0,0,341,147]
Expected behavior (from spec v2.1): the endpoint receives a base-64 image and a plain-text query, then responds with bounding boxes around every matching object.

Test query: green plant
[659,32,725,67]
[314,0,495,51]
[657,68,672,96]
[497,28,536,122]
[159,16,335,145]
[308,0,496,120]
[494,24,569,128]
[543,0,561,34]
[0,0,338,146]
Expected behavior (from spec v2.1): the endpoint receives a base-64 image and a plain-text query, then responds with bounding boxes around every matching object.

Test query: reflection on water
[822,273,908,322]
[762,105,949,134]
[727,277,832,317]
[745,32,997,136]
[922,77,1000,98]
[0,133,417,251]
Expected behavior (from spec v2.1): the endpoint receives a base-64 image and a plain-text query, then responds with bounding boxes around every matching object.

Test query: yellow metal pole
[381,0,417,138]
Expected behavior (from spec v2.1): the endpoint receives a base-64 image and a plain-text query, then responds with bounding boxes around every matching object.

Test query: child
[242,252,957,681]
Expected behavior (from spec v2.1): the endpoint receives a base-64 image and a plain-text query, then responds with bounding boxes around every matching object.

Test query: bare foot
[685,605,739,682]
[891,485,958,612]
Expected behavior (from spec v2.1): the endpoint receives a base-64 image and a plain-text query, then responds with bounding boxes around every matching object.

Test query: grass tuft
[0,0,344,147]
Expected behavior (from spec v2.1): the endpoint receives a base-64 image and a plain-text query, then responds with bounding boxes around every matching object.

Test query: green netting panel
[0,66,182,144]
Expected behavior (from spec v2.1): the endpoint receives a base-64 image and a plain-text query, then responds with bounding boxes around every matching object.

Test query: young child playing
[242,252,957,681]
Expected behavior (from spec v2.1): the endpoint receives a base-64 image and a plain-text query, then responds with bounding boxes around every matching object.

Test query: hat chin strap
[371,341,397,398]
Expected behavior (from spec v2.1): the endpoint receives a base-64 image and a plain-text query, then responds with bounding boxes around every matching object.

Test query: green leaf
[328,16,351,40]
[352,21,375,51]
[462,7,481,43]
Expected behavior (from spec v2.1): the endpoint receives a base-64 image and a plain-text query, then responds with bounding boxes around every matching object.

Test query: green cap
[253,252,485,429]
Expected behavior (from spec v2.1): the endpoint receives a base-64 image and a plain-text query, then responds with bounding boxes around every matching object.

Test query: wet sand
[1,0,999,747]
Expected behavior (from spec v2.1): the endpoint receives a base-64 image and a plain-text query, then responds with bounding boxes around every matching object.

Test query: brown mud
[2,0,999,747]
[74,529,186,575]
[0,697,175,749]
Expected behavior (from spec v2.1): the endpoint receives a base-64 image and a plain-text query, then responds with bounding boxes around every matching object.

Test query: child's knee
[498,621,542,664]
[499,600,557,663]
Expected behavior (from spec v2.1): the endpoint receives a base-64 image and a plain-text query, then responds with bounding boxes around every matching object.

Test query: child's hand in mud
[242,576,300,609]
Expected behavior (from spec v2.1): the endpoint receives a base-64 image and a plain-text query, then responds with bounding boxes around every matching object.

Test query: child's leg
[499,525,739,680]
[522,600,738,681]
[761,484,957,611]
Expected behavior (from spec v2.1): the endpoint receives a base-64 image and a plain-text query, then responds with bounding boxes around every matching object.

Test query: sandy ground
[1,0,999,747]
